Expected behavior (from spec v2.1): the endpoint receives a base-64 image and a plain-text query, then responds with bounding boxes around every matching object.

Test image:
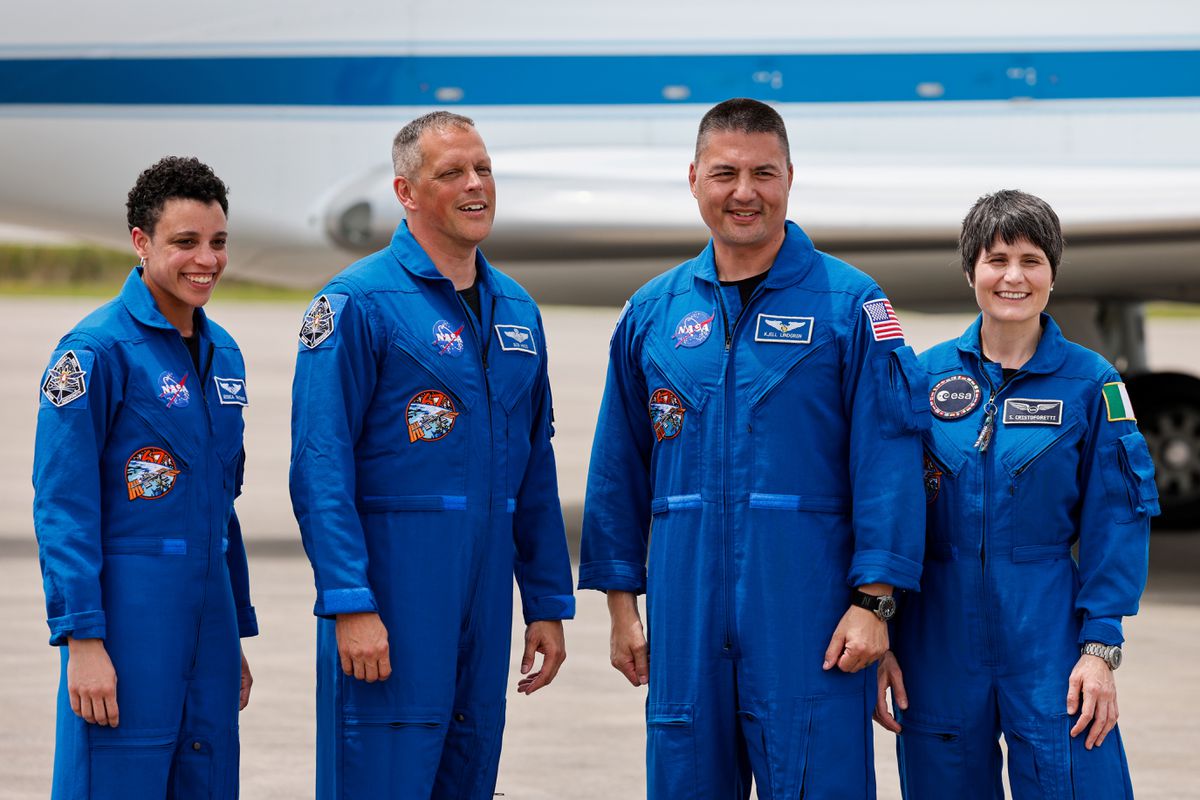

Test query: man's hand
[335,612,391,683]
[67,637,119,727]
[608,590,649,687]
[823,583,892,673]
[1067,653,1118,749]
[517,620,566,695]
[873,650,908,733]
[239,649,253,710]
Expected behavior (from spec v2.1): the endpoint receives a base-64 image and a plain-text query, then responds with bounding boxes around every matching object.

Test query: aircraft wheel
[1126,372,1200,529]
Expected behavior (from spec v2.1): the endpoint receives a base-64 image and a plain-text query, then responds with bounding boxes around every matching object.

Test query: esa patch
[213,376,248,406]
[1102,381,1136,422]
[41,349,91,409]
[672,310,714,349]
[1003,398,1063,426]
[929,375,981,420]
[298,293,349,349]
[754,313,813,344]
[432,319,466,357]
[406,389,459,443]
[862,298,904,342]
[495,324,538,355]
[923,454,942,504]
[648,388,686,442]
[126,446,181,500]
[157,371,191,409]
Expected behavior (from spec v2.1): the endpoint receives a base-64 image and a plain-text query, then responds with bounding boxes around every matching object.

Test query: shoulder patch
[41,349,92,409]
[862,298,904,342]
[609,300,632,345]
[298,293,349,350]
[495,324,538,355]
[1102,381,1136,422]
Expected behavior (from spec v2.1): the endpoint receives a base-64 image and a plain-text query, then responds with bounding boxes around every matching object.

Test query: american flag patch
[862,298,904,341]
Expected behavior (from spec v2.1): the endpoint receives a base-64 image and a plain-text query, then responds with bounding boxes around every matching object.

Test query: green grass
[0,243,313,302]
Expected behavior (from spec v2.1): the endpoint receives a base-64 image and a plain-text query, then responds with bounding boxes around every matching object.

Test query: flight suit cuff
[47,609,107,647]
[847,550,922,592]
[577,560,646,594]
[523,594,576,624]
[237,605,259,638]
[1079,617,1124,646]
[314,587,378,618]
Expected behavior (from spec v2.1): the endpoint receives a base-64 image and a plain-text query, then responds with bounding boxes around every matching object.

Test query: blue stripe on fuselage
[0,50,1197,106]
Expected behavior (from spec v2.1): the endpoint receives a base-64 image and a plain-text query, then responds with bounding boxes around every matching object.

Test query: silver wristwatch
[1081,642,1122,670]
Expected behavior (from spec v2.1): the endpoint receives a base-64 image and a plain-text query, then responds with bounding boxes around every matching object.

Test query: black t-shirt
[720,270,769,307]
[458,276,482,321]
[182,312,202,374]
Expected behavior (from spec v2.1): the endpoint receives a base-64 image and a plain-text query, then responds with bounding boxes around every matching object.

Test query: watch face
[1109,647,1122,670]
[877,596,897,620]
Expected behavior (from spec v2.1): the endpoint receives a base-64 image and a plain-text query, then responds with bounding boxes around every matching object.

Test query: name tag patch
[495,324,537,355]
[214,376,249,406]
[1003,398,1063,426]
[754,314,813,344]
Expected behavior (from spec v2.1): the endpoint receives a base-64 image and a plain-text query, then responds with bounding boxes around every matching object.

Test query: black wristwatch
[851,590,896,621]
[1081,642,1122,670]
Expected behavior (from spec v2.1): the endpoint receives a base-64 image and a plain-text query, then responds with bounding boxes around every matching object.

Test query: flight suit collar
[691,220,819,289]
[388,220,497,295]
[120,266,211,336]
[955,312,1069,375]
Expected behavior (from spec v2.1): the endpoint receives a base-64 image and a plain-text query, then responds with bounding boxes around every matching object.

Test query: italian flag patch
[1102,381,1136,422]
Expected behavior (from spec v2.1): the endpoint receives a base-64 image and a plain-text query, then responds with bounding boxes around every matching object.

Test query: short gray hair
[392,111,476,178]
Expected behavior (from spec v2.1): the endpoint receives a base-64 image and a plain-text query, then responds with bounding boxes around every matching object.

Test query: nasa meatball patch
[929,375,981,420]
[1003,398,1063,426]
[672,310,714,349]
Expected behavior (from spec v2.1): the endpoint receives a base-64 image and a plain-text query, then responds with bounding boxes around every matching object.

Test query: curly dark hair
[126,156,229,234]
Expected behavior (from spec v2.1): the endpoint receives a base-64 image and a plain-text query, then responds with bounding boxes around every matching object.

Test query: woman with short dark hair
[875,190,1155,798]
[33,156,257,799]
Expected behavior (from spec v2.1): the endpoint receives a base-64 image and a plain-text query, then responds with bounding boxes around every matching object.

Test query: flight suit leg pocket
[803,693,870,799]
[172,735,215,799]
[1067,717,1133,798]
[432,702,506,799]
[87,729,175,798]
[340,711,445,797]
[647,702,699,799]
[896,712,968,799]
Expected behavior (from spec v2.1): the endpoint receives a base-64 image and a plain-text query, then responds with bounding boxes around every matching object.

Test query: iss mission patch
[406,389,460,443]
[923,454,943,504]
[126,446,181,500]
[649,388,686,442]
[929,375,981,420]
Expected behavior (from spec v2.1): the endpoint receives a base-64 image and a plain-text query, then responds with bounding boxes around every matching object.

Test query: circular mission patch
[929,374,981,420]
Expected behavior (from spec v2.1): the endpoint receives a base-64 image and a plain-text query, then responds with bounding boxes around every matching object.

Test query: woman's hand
[239,649,253,710]
[67,637,119,727]
[1067,653,1118,749]
[873,650,908,733]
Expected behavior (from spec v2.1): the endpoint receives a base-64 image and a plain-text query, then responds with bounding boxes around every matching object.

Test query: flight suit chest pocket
[1101,431,1160,523]
[1005,420,1083,551]
[923,428,965,558]
[107,405,192,544]
[643,338,708,498]
[378,331,471,497]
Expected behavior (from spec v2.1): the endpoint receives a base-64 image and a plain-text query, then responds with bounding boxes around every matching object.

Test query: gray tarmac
[2,295,1198,798]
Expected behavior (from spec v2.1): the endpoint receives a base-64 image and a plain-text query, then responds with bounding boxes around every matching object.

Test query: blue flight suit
[33,267,258,799]
[891,314,1156,799]
[580,221,929,799]
[290,221,575,800]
